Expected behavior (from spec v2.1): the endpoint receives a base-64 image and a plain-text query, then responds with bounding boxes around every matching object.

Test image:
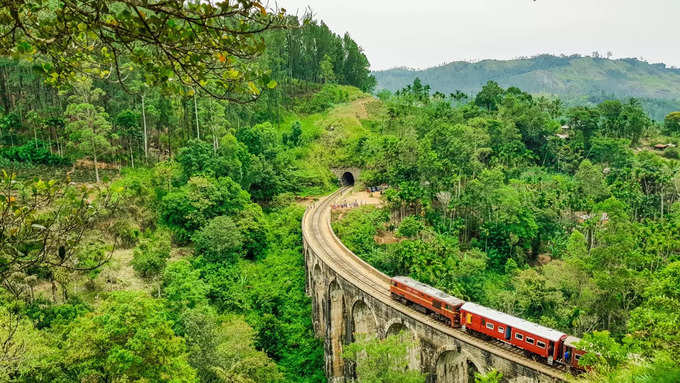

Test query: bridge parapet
[302,189,566,383]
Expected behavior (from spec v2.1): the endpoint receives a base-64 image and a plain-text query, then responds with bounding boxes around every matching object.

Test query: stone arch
[466,359,481,383]
[433,348,462,383]
[350,298,378,342]
[312,263,324,336]
[384,319,421,371]
[327,279,346,378]
[341,171,355,186]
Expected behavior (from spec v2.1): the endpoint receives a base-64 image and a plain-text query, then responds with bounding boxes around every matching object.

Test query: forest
[333,78,680,381]
[1,1,680,383]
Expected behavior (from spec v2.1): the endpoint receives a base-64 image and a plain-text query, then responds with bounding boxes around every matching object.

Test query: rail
[302,187,568,381]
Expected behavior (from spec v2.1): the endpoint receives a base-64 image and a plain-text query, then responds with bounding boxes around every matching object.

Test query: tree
[320,54,336,84]
[574,159,610,211]
[474,81,504,111]
[0,296,54,380]
[64,78,115,183]
[160,176,251,242]
[568,106,600,151]
[193,215,243,264]
[342,33,376,92]
[665,111,680,134]
[628,261,680,354]
[115,108,140,167]
[131,230,172,280]
[343,332,425,383]
[57,291,197,382]
[182,310,282,383]
[1,0,285,102]
[0,172,115,302]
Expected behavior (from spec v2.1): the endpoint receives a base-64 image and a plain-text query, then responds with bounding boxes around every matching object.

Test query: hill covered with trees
[2,2,680,383]
[333,78,680,381]
[373,55,680,120]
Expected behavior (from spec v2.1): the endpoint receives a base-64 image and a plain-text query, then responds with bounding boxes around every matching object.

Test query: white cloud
[278,0,680,70]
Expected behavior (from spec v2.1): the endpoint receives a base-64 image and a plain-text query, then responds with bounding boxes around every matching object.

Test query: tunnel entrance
[341,172,355,186]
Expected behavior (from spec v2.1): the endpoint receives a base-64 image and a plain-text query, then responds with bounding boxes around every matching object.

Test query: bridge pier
[303,191,566,383]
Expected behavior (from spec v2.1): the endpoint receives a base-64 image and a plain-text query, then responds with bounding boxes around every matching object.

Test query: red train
[390,276,585,371]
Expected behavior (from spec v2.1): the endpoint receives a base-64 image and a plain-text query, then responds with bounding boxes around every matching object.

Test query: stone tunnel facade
[303,243,562,383]
[331,168,361,186]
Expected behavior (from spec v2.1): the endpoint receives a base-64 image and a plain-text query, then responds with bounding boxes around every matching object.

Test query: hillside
[373,55,680,120]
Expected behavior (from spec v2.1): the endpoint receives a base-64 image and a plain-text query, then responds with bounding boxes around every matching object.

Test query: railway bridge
[302,187,568,383]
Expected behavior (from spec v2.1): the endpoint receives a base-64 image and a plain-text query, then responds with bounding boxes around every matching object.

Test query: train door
[504,326,512,341]
[557,342,564,364]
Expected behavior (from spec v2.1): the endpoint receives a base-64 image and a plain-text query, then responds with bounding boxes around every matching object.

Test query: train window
[446,304,451,310]
[526,337,535,344]
[515,333,524,341]
[485,322,494,330]
[433,301,441,309]
[498,326,504,333]
[537,341,546,349]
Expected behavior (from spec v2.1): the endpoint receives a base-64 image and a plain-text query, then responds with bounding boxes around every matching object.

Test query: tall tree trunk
[130,143,135,168]
[0,65,9,113]
[141,94,148,160]
[92,136,100,183]
[51,278,57,303]
[193,92,200,139]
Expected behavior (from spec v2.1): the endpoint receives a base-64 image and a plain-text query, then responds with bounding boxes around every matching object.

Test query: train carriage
[390,276,465,327]
[390,276,587,371]
[460,302,566,365]
[562,335,586,370]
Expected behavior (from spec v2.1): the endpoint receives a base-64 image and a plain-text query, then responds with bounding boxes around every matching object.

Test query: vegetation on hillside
[0,2,376,382]
[373,54,680,120]
[333,79,680,380]
[1,1,680,382]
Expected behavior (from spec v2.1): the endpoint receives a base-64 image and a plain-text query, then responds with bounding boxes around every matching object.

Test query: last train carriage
[389,276,585,370]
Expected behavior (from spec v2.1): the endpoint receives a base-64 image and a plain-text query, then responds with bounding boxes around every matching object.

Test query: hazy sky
[276,0,680,71]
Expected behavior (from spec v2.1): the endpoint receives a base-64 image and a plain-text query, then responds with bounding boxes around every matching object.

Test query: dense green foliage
[0,4,377,381]
[334,78,680,379]
[2,2,679,382]
[343,333,425,383]
[374,55,680,120]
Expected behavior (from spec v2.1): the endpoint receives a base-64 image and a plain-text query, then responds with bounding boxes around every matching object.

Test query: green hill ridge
[373,55,680,120]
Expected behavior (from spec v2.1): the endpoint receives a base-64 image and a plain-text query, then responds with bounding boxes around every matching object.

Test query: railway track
[302,187,568,381]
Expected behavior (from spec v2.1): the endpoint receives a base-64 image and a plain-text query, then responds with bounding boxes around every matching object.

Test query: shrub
[111,218,141,248]
[193,215,243,264]
[396,216,424,238]
[296,84,349,114]
[663,146,680,159]
[160,176,251,242]
[131,230,172,279]
[0,139,70,165]
[664,111,680,134]
[234,203,267,259]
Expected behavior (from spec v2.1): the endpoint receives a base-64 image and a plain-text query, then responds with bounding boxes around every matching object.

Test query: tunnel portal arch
[341,172,355,186]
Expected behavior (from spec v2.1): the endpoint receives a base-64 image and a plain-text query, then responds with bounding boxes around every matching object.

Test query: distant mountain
[373,55,680,120]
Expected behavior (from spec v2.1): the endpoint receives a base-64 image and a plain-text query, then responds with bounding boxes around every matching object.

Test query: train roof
[392,276,465,307]
[461,302,566,342]
[564,335,583,348]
